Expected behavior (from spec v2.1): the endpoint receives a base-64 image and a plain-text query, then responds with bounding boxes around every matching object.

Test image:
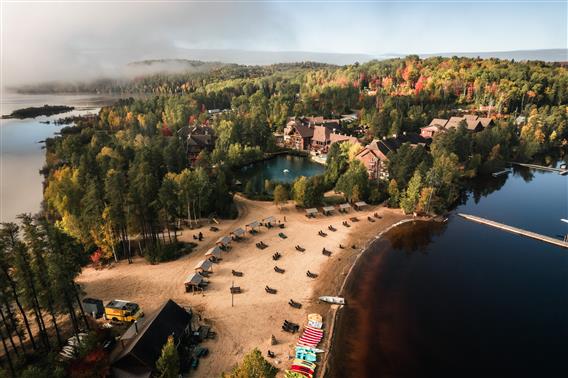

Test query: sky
[1,0,567,86]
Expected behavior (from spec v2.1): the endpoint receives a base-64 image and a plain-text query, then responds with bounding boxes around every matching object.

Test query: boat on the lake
[319,296,345,305]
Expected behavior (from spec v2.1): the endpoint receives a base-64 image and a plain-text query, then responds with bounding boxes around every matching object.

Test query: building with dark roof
[356,132,428,180]
[283,117,360,152]
[110,299,192,377]
[420,115,494,138]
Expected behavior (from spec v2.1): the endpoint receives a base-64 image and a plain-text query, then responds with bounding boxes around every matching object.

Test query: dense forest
[1,56,567,376]
[39,56,568,259]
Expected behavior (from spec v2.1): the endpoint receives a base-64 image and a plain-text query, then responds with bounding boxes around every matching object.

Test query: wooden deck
[511,162,568,175]
[458,213,568,249]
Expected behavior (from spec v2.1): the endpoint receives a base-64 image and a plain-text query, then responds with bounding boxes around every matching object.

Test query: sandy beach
[77,195,410,376]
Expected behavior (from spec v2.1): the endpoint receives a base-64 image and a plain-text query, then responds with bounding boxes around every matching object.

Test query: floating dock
[511,162,568,175]
[458,213,568,249]
[491,169,511,178]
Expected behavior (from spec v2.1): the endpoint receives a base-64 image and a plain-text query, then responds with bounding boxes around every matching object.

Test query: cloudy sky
[1,0,567,85]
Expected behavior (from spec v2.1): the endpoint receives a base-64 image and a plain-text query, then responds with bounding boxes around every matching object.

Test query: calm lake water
[0,93,117,222]
[329,163,568,378]
[237,154,325,191]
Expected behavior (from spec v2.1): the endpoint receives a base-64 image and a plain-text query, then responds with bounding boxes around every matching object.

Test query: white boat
[283,169,290,173]
[319,296,345,305]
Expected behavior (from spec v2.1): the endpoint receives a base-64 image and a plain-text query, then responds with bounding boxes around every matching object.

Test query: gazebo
[322,206,335,216]
[305,208,319,218]
[216,235,232,249]
[194,259,213,273]
[184,273,205,293]
[231,227,246,240]
[354,201,368,210]
[262,216,276,228]
[246,220,261,233]
[338,203,351,213]
[205,246,222,262]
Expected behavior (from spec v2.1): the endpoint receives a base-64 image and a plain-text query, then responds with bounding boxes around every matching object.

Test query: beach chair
[306,271,318,279]
[367,216,375,222]
[272,252,282,261]
[278,232,287,239]
[230,287,242,294]
[350,217,359,222]
[322,248,332,257]
[289,299,302,309]
[265,286,277,294]
[274,266,285,274]
[231,270,243,277]
[284,320,300,330]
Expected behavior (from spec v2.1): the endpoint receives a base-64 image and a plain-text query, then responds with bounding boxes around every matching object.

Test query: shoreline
[76,197,412,376]
[317,218,432,378]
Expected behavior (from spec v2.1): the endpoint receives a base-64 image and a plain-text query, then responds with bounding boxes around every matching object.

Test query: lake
[237,154,325,191]
[0,93,117,222]
[329,163,568,377]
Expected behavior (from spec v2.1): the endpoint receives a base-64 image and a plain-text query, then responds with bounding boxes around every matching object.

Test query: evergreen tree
[156,335,179,378]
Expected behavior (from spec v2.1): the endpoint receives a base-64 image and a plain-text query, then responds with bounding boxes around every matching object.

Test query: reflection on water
[0,93,116,222]
[237,154,324,191]
[330,163,568,378]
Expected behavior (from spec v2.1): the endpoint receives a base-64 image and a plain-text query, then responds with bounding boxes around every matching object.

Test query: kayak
[296,346,324,354]
[295,350,317,362]
[293,359,317,370]
[291,365,314,376]
[319,296,345,305]
[287,369,313,378]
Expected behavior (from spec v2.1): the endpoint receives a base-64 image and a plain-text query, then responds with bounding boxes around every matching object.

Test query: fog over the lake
[1,1,566,87]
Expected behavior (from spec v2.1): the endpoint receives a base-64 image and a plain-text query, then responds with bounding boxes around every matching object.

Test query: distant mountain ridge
[127,49,567,70]
[416,49,567,62]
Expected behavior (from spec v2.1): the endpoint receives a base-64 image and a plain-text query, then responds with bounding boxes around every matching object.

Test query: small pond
[237,154,325,191]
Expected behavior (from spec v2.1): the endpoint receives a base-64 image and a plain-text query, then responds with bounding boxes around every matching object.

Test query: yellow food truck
[104,300,144,322]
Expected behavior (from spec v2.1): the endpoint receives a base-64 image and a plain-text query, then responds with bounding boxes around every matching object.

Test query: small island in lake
[2,104,74,119]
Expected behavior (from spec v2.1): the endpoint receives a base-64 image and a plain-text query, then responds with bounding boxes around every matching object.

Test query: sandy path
[77,195,408,376]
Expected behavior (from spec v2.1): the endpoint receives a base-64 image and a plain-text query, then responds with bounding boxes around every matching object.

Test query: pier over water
[458,213,568,249]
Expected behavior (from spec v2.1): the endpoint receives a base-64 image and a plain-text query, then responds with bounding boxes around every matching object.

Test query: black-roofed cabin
[110,299,192,377]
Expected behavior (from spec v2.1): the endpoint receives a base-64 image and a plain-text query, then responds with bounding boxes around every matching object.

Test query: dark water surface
[329,166,568,378]
[237,154,324,191]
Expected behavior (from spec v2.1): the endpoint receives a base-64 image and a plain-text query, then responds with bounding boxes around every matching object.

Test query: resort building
[420,115,494,139]
[110,300,192,377]
[356,132,429,180]
[283,116,360,153]
[178,125,216,164]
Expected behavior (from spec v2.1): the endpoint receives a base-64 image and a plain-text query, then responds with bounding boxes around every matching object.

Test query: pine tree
[400,170,422,214]
[156,335,179,378]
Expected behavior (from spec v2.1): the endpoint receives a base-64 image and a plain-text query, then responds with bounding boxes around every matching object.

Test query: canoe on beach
[296,346,324,354]
[295,350,317,362]
[319,296,345,305]
[287,369,313,378]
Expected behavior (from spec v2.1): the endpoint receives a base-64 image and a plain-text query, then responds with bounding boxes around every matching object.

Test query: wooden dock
[458,213,568,249]
[511,162,568,175]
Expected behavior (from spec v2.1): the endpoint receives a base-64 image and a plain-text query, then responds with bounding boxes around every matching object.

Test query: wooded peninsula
[1,56,567,377]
